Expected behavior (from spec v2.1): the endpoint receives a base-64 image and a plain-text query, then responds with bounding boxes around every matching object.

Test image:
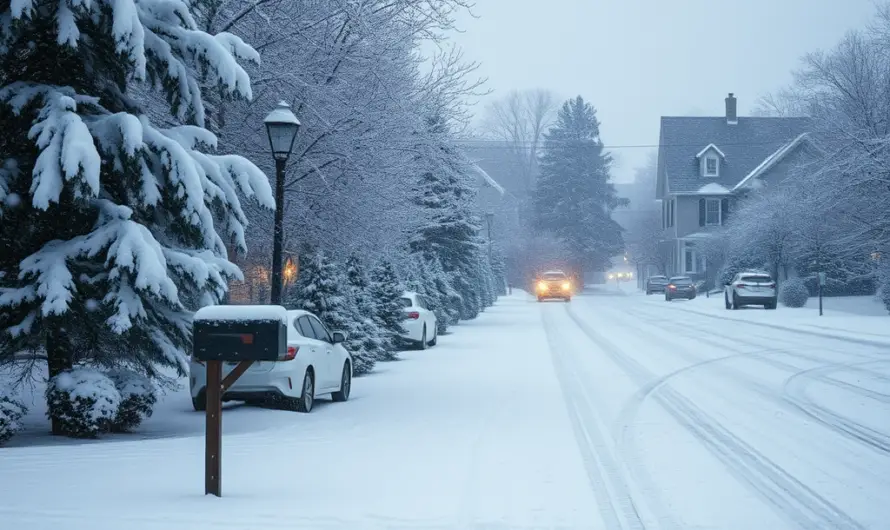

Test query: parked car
[400,291,438,349]
[535,270,573,302]
[645,275,669,294]
[189,309,352,413]
[665,276,696,301]
[725,271,777,310]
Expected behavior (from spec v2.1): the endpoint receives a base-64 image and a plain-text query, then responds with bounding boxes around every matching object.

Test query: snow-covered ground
[2,289,888,529]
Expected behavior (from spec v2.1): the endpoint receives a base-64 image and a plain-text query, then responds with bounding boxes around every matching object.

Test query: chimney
[725,93,738,124]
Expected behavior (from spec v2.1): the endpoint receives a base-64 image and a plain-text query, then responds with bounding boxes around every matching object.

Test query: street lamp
[264,101,300,305]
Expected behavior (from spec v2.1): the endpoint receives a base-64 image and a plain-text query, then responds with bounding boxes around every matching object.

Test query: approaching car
[646,275,669,295]
[189,309,352,413]
[665,276,696,301]
[535,270,573,302]
[725,271,777,310]
[400,291,438,349]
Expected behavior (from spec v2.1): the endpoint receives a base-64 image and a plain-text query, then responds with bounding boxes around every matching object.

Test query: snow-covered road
[1,289,888,529]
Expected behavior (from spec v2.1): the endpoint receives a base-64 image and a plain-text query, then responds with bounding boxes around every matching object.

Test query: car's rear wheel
[192,393,206,412]
[332,362,351,402]
[765,301,777,310]
[428,327,438,346]
[732,293,741,310]
[725,294,731,310]
[294,371,314,413]
[419,326,428,350]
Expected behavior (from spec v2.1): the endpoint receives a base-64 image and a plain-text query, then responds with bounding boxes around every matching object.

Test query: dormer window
[704,156,719,176]
[695,143,725,178]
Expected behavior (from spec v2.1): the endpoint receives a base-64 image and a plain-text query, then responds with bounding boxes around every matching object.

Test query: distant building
[655,93,812,282]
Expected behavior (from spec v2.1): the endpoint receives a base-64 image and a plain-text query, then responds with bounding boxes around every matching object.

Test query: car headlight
[537,281,547,291]
[562,281,571,290]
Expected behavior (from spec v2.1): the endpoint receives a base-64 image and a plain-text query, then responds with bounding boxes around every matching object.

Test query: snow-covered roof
[695,143,726,159]
[695,182,732,195]
[469,163,505,195]
[194,304,288,324]
[733,133,809,192]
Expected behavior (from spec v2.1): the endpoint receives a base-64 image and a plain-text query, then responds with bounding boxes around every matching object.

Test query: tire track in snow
[541,308,650,530]
[563,304,866,530]
[625,305,890,457]
[609,303,890,459]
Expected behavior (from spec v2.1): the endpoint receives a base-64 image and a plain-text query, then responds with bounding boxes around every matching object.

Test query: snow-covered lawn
[0,294,603,529]
[2,289,888,529]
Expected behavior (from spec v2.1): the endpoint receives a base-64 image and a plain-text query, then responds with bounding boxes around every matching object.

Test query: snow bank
[45,367,121,438]
[193,304,288,324]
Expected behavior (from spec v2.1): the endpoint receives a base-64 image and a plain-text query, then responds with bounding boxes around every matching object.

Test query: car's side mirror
[331,331,347,344]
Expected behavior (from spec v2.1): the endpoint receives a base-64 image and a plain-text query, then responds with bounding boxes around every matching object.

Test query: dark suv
[536,270,573,302]
[665,276,696,301]
[645,275,668,295]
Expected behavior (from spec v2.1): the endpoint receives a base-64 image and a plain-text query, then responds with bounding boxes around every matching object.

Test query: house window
[705,198,721,225]
[667,198,675,227]
[704,156,719,177]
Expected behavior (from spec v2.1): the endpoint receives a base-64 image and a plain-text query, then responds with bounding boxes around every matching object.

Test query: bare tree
[480,88,558,192]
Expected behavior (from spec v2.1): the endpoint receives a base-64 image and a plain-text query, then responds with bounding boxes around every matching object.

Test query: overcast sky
[448,0,878,182]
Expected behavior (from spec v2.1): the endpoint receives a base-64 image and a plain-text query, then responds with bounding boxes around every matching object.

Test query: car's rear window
[649,276,667,282]
[400,297,413,307]
[543,273,566,280]
[670,278,692,285]
[740,275,772,283]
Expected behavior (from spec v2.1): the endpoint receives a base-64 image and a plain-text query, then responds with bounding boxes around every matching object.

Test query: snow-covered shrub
[0,394,27,445]
[779,277,809,308]
[46,367,121,438]
[106,369,157,432]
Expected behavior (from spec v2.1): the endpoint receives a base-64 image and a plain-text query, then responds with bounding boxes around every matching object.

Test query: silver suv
[724,271,777,310]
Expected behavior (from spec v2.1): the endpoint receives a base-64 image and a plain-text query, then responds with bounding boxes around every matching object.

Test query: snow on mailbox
[193,305,288,362]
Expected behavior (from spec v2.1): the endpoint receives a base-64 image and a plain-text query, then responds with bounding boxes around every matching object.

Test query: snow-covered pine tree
[490,246,508,296]
[408,115,484,320]
[344,254,388,367]
[287,249,374,375]
[427,254,461,331]
[368,260,406,360]
[0,0,273,419]
[534,96,626,280]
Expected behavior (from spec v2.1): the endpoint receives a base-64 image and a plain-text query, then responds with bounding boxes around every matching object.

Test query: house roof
[732,133,810,191]
[657,116,811,195]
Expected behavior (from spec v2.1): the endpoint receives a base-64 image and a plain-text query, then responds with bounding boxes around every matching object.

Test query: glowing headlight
[562,281,571,290]
[537,281,547,291]
[608,274,614,279]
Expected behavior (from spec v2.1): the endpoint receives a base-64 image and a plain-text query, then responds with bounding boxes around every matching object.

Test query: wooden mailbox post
[192,305,289,497]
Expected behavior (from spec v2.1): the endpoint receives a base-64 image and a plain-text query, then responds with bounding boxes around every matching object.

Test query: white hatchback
[400,291,438,349]
[189,309,352,413]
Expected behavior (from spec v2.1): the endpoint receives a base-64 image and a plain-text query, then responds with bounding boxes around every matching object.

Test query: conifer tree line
[0,0,506,440]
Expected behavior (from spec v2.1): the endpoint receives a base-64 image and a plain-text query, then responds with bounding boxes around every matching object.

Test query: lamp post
[485,211,494,262]
[264,101,301,305]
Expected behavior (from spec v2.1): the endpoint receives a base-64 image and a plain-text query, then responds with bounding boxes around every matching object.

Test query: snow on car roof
[194,304,289,324]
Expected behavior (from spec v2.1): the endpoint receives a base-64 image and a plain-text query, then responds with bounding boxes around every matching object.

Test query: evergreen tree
[288,250,375,375]
[368,260,406,360]
[345,255,388,366]
[534,96,626,278]
[408,114,484,320]
[427,254,461,330]
[0,0,272,427]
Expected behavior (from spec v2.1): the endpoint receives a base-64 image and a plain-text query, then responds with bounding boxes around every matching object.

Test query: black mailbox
[193,305,288,362]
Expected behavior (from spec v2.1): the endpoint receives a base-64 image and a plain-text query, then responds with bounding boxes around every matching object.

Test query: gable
[736,137,815,191]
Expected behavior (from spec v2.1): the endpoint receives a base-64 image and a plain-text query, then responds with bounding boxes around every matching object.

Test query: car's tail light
[737,283,746,288]
[283,345,299,361]
[668,284,675,289]
[407,311,420,320]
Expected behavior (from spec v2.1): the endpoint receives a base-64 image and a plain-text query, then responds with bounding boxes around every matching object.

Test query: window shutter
[699,199,706,226]
[721,198,729,224]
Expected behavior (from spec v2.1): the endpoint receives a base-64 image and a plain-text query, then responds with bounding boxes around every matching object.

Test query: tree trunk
[45,325,72,435]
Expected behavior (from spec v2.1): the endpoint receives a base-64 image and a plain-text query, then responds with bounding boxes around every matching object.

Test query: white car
[724,271,777,310]
[400,291,438,349]
[189,309,352,413]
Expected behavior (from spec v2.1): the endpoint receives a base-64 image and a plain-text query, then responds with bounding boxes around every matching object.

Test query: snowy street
[2,289,889,529]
